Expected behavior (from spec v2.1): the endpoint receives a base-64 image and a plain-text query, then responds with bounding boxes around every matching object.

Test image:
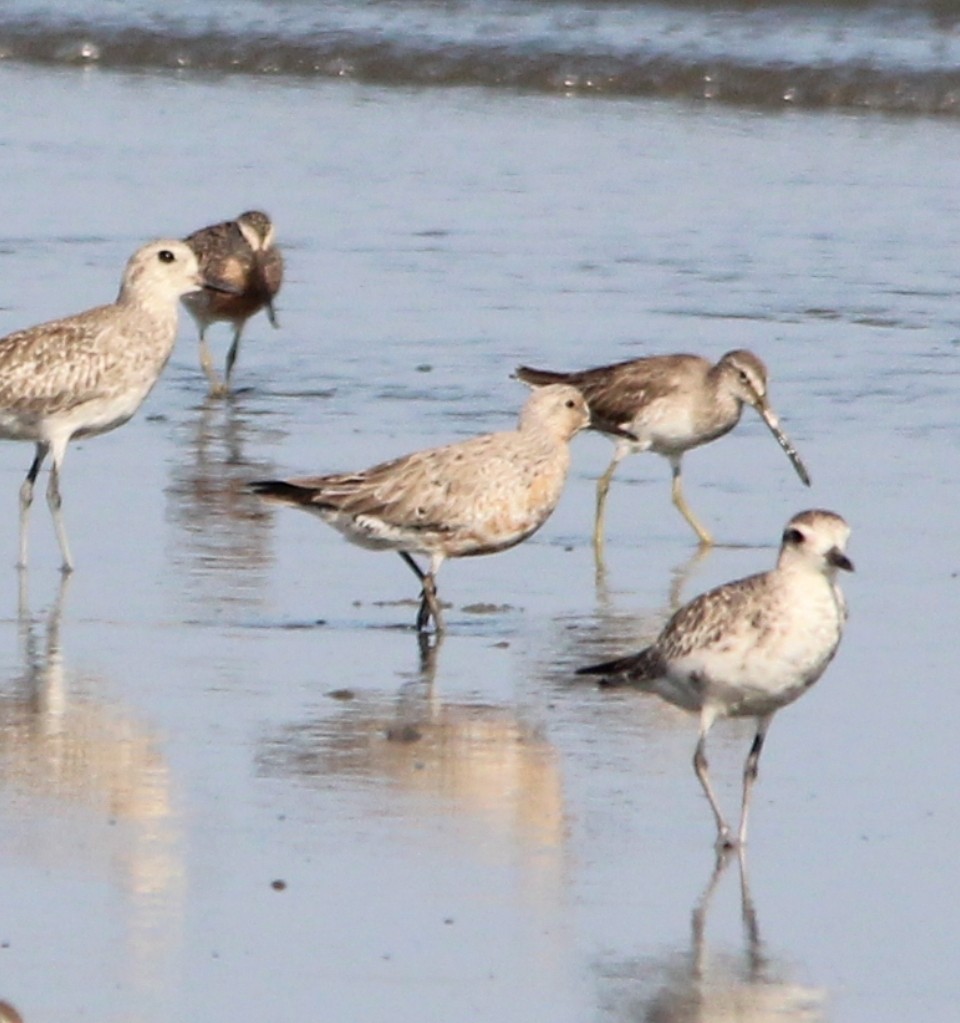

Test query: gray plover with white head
[182,210,283,396]
[251,384,591,634]
[578,509,853,849]
[515,350,810,549]
[0,239,225,571]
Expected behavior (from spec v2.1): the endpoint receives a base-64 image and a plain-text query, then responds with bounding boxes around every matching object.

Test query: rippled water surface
[0,24,957,1023]
[3,0,960,112]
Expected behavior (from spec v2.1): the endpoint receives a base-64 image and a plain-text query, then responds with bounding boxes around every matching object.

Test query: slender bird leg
[198,326,226,397]
[693,707,733,849]
[399,550,425,584]
[18,443,48,570]
[737,714,773,848]
[46,455,74,574]
[593,441,629,554]
[399,552,445,634]
[419,573,444,634]
[397,556,425,626]
[17,562,28,619]
[670,456,713,546]
[224,324,245,392]
[422,553,446,634]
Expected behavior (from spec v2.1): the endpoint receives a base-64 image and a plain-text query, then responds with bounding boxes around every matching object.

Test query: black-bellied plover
[251,384,591,633]
[182,210,283,396]
[0,239,225,571]
[578,509,853,849]
[516,351,810,549]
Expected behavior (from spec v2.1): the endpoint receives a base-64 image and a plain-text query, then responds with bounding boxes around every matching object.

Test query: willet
[0,239,226,571]
[182,210,283,396]
[578,510,852,849]
[516,350,810,548]
[251,384,591,633]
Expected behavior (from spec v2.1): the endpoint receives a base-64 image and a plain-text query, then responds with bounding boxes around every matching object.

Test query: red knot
[251,384,591,633]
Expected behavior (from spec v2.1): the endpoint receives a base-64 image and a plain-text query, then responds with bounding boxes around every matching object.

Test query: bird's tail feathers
[576,647,657,687]
[249,480,314,506]
[514,365,572,387]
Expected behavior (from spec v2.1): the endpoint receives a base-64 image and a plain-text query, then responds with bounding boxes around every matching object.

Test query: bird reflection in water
[413,628,442,680]
[165,393,279,604]
[593,522,712,591]
[1,576,180,1002]
[596,543,713,624]
[258,641,566,860]
[5,578,172,821]
[597,852,825,1023]
[542,546,715,681]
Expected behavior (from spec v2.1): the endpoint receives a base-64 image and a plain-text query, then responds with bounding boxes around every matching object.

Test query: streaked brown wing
[0,310,119,414]
[288,432,523,533]
[572,357,700,434]
[656,571,772,661]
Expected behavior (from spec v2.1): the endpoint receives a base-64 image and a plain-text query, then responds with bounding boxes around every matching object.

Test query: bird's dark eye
[158,249,175,263]
[565,399,576,409]
[738,370,750,384]
[783,527,804,545]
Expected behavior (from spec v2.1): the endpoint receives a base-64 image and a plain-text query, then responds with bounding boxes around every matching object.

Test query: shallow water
[4,0,960,113]
[0,46,957,1023]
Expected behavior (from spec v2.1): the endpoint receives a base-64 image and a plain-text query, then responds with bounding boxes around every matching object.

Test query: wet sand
[0,62,958,1021]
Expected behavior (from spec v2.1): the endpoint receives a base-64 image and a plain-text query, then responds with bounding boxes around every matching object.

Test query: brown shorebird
[182,210,283,396]
[579,509,852,849]
[515,350,810,549]
[251,384,591,633]
[0,239,228,571]
[0,1001,22,1023]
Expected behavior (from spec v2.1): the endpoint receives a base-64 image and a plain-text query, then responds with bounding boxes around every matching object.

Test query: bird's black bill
[828,549,854,572]
[759,407,811,487]
[202,274,243,295]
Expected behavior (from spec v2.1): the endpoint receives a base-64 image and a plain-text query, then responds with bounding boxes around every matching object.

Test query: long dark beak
[757,404,811,487]
[592,410,638,441]
[250,252,280,328]
[608,421,639,441]
[828,549,854,572]
[202,273,243,295]
[571,397,637,441]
